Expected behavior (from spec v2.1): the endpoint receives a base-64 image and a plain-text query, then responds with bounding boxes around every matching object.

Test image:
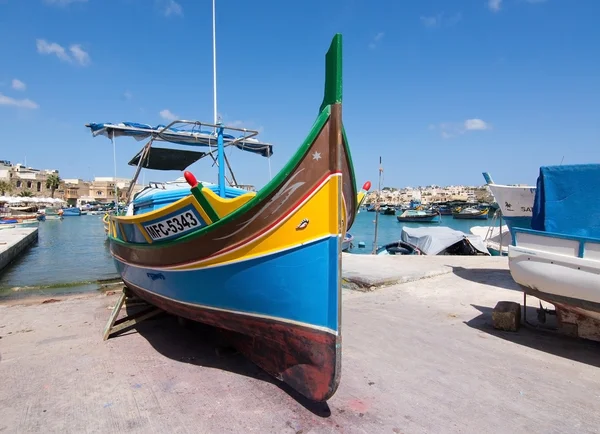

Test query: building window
[16,180,21,188]
[27,181,32,189]
[97,191,103,196]
[37,182,41,192]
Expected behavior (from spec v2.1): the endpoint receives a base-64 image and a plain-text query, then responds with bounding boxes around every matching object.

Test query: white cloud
[162,0,183,17]
[36,39,91,66]
[159,109,178,121]
[123,91,133,101]
[368,32,384,50]
[488,0,502,12]
[421,15,440,28]
[431,118,491,138]
[69,44,91,66]
[420,13,462,29]
[11,79,26,91]
[43,0,88,6]
[36,39,70,62]
[0,93,39,109]
[464,118,489,130]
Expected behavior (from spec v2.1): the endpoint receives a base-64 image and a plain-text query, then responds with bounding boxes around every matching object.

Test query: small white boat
[509,164,600,341]
[470,224,510,256]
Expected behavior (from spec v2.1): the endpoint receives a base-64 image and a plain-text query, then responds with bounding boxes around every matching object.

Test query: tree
[45,174,61,198]
[18,190,34,197]
[0,180,11,195]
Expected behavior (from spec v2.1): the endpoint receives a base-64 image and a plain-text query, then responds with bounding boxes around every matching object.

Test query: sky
[0,0,599,190]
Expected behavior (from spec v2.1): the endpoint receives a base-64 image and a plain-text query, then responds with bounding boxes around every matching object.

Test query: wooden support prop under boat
[98,34,357,402]
[103,287,163,341]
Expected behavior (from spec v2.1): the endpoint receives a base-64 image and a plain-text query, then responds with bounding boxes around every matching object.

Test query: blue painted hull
[114,236,340,332]
[62,207,81,216]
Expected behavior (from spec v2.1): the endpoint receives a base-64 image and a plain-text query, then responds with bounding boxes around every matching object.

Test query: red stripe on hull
[126,282,340,402]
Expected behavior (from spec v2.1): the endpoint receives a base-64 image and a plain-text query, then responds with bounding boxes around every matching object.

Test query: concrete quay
[0,227,38,272]
[1,255,600,433]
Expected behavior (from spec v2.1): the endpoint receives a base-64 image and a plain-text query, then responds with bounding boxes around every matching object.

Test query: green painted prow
[319,34,343,113]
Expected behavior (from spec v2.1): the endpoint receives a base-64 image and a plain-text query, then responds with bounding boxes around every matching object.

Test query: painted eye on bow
[296,218,309,230]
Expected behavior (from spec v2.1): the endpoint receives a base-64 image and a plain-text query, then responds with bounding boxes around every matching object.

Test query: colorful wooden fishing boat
[87,34,360,402]
[452,207,489,220]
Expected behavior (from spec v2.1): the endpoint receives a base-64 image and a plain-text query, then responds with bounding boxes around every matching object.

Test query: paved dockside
[0,227,38,272]
[1,256,600,433]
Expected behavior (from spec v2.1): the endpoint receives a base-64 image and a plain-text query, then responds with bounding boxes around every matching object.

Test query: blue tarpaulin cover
[531,164,600,238]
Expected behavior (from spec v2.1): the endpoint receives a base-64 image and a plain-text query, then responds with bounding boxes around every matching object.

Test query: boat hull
[397,214,440,223]
[487,183,534,233]
[342,233,353,252]
[509,228,600,325]
[62,207,82,216]
[452,212,488,220]
[118,237,340,401]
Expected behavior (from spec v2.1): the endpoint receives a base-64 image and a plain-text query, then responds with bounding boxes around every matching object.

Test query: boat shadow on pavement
[114,304,332,417]
[465,304,600,369]
[450,266,521,292]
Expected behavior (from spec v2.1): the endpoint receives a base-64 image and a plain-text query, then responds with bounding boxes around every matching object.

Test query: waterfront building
[0,160,61,197]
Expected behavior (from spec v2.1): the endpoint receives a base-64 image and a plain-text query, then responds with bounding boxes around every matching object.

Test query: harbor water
[0,215,118,300]
[0,211,500,300]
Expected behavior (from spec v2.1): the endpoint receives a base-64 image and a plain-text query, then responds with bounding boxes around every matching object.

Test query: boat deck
[1,256,599,433]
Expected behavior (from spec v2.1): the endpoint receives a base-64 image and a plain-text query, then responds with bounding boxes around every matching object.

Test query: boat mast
[212,0,217,126]
[213,0,226,197]
[111,130,118,210]
[372,156,382,254]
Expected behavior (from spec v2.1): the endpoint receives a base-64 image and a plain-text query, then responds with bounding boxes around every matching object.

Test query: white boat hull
[486,182,536,235]
[509,229,600,323]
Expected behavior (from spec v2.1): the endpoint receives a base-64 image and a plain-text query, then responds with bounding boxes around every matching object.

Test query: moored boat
[380,205,396,215]
[88,34,359,402]
[377,226,490,256]
[469,224,510,256]
[62,207,81,216]
[397,209,440,223]
[452,207,489,220]
[509,164,600,340]
[342,233,354,252]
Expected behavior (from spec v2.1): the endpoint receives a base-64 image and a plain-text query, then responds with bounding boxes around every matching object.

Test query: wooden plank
[103,289,127,341]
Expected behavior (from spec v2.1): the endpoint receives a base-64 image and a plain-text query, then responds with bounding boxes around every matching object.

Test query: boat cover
[400,226,488,255]
[532,164,600,238]
[86,122,273,157]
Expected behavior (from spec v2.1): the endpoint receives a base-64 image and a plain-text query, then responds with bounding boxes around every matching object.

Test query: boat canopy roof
[400,226,489,255]
[127,147,206,171]
[85,121,273,158]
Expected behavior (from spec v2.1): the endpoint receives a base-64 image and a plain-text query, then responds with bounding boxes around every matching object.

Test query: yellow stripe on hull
[201,187,256,218]
[108,195,213,244]
[172,174,343,270]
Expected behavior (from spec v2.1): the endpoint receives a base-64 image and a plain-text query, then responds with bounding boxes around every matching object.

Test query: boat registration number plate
[143,210,200,241]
